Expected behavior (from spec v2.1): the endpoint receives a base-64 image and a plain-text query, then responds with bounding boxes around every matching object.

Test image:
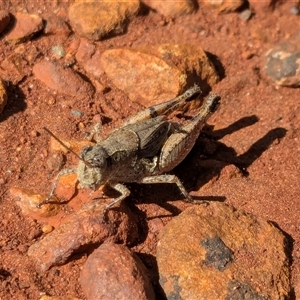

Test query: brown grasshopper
[38,85,220,219]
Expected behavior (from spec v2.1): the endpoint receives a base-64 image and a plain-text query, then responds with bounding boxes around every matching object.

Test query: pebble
[0,79,7,114]
[40,295,81,300]
[239,9,253,21]
[6,12,44,44]
[203,0,245,12]
[143,0,196,17]
[157,202,290,299]
[0,10,10,34]
[68,0,140,41]
[27,200,139,272]
[51,45,66,58]
[33,60,94,98]
[265,34,300,87]
[75,38,104,77]
[41,224,54,234]
[9,187,60,218]
[43,14,71,37]
[80,243,155,300]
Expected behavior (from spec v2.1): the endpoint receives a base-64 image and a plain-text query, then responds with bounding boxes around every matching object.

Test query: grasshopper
[38,85,220,219]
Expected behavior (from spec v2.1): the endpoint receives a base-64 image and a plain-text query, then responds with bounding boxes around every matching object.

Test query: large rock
[142,0,196,17]
[101,44,219,106]
[157,202,291,299]
[69,0,140,41]
[80,243,155,300]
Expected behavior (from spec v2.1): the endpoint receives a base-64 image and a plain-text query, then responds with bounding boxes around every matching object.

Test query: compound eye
[92,155,106,167]
[81,146,93,157]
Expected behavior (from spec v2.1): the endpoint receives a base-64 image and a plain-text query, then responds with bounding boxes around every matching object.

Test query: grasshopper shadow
[0,81,26,122]
[127,115,287,217]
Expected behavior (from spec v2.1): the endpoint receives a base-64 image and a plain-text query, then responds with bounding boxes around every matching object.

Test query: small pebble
[290,5,300,15]
[239,9,252,21]
[51,45,66,58]
[42,224,54,234]
[71,109,84,117]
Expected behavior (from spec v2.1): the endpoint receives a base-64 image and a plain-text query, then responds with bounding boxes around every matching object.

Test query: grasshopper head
[77,145,109,190]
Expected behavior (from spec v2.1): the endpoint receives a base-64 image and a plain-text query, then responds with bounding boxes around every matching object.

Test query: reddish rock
[248,0,274,14]
[101,48,186,106]
[43,14,71,37]
[157,203,291,299]
[10,187,60,218]
[75,38,104,77]
[143,0,196,17]
[27,200,138,272]
[33,60,94,98]
[0,10,10,33]
[0,79,7,114]
[6,12,44,44]
[69,1,140,41]
[40,296,81,300]
[80,243,155,300]
[143,44,220,93]
[203,0,246,12]
[101,45,219,106]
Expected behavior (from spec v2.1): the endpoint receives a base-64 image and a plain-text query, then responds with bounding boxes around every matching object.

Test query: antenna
[43,127,93,168]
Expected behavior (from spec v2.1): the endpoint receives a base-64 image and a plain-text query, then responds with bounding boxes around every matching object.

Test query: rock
[33,60,94,98]
[0,79,7,114]
[6,12,44,44]
[101,45,219,106]
[0,10,10,34]
[75,38,104,77]
[80,243,155,300]
[265,34,300,87]
[142,44,220,94]
[157,202,291,300]
[142,0,196,17]
[248,0,274,14]
[10,187,60,218]
[43,14,71,37]
[101,48,186,106]
[40,295,81,300]
[68,0,140,41]
[49,136,94,154]
[0,53,30,84]
[27,200,138,272]
[203,0,245,13]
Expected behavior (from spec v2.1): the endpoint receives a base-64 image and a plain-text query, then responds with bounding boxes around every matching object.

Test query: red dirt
[1,1,300,299]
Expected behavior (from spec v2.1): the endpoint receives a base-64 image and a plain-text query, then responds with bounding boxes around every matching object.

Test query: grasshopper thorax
[77,145,110,190]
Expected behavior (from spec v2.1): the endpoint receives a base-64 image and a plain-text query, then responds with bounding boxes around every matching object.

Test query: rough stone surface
[203,0,245,12]
[265,34,300,87]
[0,79,7,114]
[101,48,186,106]
[6,12,44,43]
[141,44,220,94]
[157,202,291,300]
[69,0,140,41]
[80,243,155,300]
[0,10,10,34]
[43,14,71,37]
[27,200,138,272]
[10,187,60,218]
[248,0,274,14]
[33,60,94,98]
[75,38,104,77]
[143,0,196,17]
